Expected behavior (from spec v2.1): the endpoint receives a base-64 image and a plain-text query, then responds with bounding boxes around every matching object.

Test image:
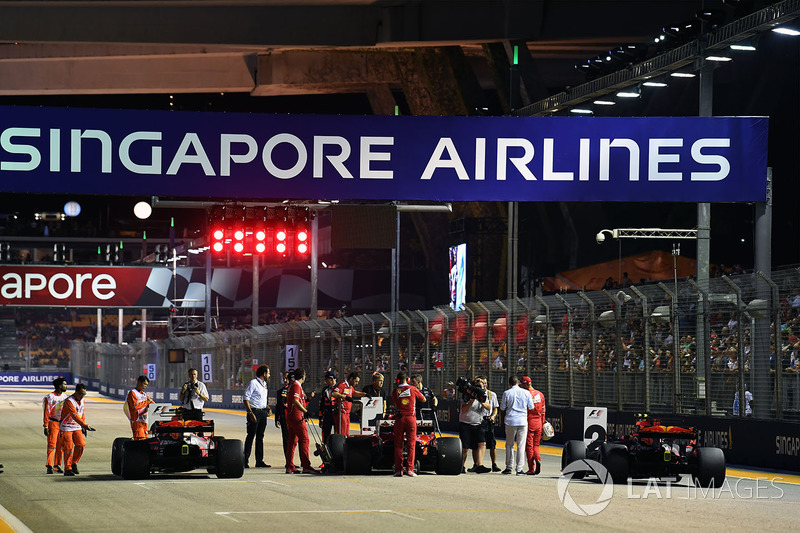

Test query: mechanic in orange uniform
[391,371,426,477]
[284,368,319,474]
[520,376,546,475]
[125,375,154,440]
[331,372,366,436]
[59,383,94,476]
[42,377,68,474]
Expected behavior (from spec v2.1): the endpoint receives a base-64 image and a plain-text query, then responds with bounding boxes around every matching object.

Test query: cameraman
[180,368,209,421]
[458,377,492,474]
[476,376,501,472]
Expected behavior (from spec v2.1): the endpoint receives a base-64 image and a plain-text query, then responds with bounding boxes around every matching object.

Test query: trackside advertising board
[0,106,768,202]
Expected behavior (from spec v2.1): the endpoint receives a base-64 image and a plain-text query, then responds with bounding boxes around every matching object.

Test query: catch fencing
[70,266,800,420]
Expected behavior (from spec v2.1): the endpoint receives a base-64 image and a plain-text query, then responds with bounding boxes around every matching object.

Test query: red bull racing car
[561,414,726,487]
[112,406,244,480]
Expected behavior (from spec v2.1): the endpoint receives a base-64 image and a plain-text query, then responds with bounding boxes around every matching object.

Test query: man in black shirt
[318,371,338,444]
[274,371,294,469]
[411,374,438,419]
[362,372,388,415]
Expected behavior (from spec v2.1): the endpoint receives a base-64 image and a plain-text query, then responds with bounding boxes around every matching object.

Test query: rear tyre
[111,437,131,476]
[600,443,629,484]
[216,438,245,479]
[328,434,346,473]
[434,437,463,475]
[693,447,726,488]
[121,440,151,480]
[207,437,223,475]
[343,436,372,475]
[561,440,586,479]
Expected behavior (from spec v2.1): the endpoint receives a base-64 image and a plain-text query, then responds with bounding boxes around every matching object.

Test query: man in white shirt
[499,376,534,475]
[180,368,209,421]
[243,365,272,468]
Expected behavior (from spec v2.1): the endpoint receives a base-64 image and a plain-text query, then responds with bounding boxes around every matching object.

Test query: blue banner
[0,372,73,385]
[0,105,768,202]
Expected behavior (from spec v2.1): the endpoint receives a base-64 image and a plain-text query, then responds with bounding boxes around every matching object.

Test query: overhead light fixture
[730,42,756,51]
[616,86,641,98]
[670,71,696,78]
[642,80,668,87]
[569,108,593,114]
[593,99,616,106]
[772,26,800,36]
[706,54,733,62]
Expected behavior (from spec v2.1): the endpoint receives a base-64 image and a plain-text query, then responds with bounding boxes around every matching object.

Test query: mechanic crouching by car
[458,377,492,474]
[391,372,426,477]
[125,375,154,440]
[180,368,209,421]
[284,368,319,474]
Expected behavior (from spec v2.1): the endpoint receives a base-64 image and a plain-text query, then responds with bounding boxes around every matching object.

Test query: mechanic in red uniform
[42,377,68,474]
[331,372,366,436]
[391,371,426,477]
[520,376,546,475]
[125,375,154,440]
[284,368,319,474]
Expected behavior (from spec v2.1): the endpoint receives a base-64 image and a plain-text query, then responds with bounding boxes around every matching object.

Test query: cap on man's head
[324,370,337,380]
[520,376,532,385]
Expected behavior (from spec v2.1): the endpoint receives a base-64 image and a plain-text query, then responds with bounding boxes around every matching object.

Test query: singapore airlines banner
[0,105,768,202]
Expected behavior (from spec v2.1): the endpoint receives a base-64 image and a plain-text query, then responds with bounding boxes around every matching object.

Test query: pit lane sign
[0,105,768,202]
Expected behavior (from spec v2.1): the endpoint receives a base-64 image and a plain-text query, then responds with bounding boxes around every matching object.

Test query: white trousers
[505,423,528,473]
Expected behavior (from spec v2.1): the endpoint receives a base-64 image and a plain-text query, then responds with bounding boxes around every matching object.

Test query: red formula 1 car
[316,408,462,475]
[112,406,244,480]
[561,414,726,487]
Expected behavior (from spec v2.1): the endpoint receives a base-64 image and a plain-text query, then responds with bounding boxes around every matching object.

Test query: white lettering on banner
[0,127,41,171]
[0,125,735,184]
[211,394,222,403]
[0,271,116,301]
[119,131,162,174]
[232,394,243,404]
[775,435,800,456]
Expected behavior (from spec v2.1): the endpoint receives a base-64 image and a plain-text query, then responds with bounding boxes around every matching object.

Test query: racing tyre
[343,436,372,475]
[207,437,222,475]
[600,443,629,484]
[328,434,346,473]
[693,447,726,488]
[216,438,245,479]
[121,440,151,480]
[111,437,131,476]
[434,437,463,475]
[561,440,586,479]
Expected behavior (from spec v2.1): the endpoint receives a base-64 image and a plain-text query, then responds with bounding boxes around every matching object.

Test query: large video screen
[449,243,466,310]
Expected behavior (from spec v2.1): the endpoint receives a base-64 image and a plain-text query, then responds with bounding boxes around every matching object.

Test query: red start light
[276,242,287,254]
[255,242,266,253]
[233,242,244,253]
[212,242,224,253]
[234,229,245,241]
[255,230,266,241]
[212,229,224,240]
[276,230,287,241]
[297,242,308,254]
[297,230,308,242]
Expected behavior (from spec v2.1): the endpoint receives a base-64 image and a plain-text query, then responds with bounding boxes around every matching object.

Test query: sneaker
[255,462,271,468]
[301,467,320,474]
[394,472,403,477]
[71,465,79,475]
[285,468,298,474]
[467,466,477,473]
[64,469,75,477]
[501,468,513,475]
[525,470,535,475]
[492,463,501,472]
[46,466,53,475]
[474,465,491,474]
[516,470,525,475]
[534,460,541,475]
[53,466,63,473]
[405,471,418,477]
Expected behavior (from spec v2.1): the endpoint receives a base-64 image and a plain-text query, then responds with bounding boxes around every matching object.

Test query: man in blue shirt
[243,364,272,468]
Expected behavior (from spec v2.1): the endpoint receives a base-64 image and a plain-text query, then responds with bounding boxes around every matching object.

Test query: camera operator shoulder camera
[456,376,487,403]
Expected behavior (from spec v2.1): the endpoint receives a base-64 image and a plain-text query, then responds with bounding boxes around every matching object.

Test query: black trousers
[244,408,268,463]
[279,416,289,460]
[320,411,335,444]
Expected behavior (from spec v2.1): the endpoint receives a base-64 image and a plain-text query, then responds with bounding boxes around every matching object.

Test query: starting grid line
[215,509,510,522]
